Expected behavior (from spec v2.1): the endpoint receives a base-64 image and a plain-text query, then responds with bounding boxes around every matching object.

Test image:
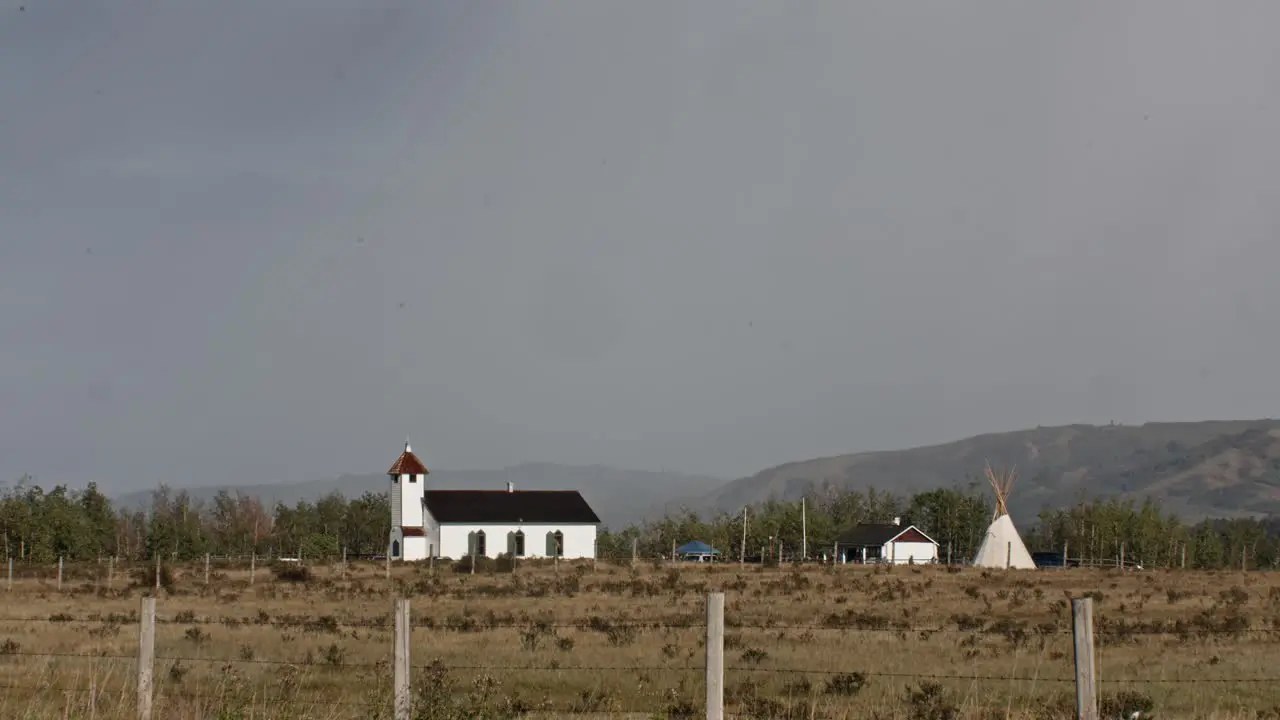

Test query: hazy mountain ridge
[113,463,725,529]
[696,420,1280,522]
[113,420,1280,530]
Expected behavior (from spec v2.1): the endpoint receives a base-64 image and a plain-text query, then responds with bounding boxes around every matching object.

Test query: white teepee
[971,463,1036,569]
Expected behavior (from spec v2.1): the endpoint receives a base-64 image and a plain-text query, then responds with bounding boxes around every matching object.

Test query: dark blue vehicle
[1031,551,1074,568]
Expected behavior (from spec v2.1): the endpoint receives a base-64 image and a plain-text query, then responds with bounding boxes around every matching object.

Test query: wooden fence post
[107,557,114,590]
[631,537,637,567]
[394,598,411,720]
[57,556,63,591]
[1071,597,1098,720]
[137,596,156,720]
[7,557,12,592]
[249,553,256,585]
[204,553,210,586]
[705,592,724,720]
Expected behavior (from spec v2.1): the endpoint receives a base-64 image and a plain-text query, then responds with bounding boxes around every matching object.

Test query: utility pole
[801,497,807,561]
[739,508,747,565]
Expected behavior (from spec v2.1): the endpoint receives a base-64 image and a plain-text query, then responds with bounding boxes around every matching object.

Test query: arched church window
[475,530,487,557]
[391,540,400,558]
[546,530,564,557]
[511,530,525,557]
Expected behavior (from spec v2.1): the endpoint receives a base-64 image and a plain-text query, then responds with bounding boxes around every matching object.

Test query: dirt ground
[1,558,1277,718]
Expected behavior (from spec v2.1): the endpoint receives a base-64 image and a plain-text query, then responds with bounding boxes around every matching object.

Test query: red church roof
[387,442,429,475]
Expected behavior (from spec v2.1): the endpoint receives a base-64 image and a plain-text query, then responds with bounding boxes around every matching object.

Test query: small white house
[835,518,939,565]
[387,442,600,562]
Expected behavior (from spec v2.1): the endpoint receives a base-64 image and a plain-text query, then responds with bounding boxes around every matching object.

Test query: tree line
[5,473,1280,569]
[598,484,991,563]
[600,482,1280,570]
[0,476,389,562]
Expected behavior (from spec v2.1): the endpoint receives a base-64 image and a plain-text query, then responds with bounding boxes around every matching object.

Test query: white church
[387,441,601,562]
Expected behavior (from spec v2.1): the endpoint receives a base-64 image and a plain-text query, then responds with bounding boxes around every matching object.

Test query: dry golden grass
[3,558,1280,718]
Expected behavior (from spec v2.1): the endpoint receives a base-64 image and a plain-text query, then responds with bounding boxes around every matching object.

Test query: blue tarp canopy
[676,541,720,555]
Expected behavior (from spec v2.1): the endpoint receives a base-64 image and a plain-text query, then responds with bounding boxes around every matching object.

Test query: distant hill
[695,420,1280,522]
[114,463,725,529]
[113,420,1280,530]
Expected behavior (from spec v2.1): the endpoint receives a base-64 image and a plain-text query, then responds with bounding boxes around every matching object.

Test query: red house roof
[387,442,429,475]
[836,523,938,547]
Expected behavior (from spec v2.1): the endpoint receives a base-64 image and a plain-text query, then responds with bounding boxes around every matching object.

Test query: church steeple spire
[387,440,428,476]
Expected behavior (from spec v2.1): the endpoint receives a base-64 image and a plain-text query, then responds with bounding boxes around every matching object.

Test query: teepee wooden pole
[985,462,1017,518]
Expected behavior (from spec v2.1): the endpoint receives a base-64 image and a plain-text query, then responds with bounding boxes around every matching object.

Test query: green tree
[342,492,390,555]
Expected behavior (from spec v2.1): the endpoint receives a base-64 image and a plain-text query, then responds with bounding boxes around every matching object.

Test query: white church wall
[882,541,938,564]
[389,527,403,559]
[402,536,429,562]
[424,513,439,551]
[438,523,597,559]
[399,473,425,527]
[390,479,403,528]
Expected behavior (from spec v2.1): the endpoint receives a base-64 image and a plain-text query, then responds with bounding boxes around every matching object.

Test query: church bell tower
[387,439,429,560]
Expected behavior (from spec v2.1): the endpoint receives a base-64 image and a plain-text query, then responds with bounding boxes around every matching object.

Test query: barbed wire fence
[3,549,884,594]
[5,594,1280,719]
[1,549,667,591]
[6,555,1280,718]
[2,536,1228,581]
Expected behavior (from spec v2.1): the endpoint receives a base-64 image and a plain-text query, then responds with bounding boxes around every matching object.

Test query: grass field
[2,557,1279,719]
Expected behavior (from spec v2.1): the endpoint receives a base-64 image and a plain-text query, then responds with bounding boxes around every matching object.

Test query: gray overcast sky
[3,1,1280,493]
